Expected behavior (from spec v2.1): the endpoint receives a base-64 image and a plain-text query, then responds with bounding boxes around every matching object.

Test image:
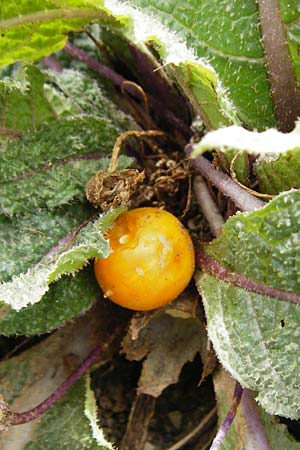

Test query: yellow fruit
[94,207,195,310]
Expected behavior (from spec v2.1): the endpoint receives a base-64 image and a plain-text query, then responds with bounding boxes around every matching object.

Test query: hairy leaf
[0,203,91,283]
[0,0,238,129]
[0,268,99,336]
[24,377,112,450]
[127,0,300,130]
[0,151,131,216]
[0,306,116,450]
[45,68,134,127]
[196,190,300,418]
[0,114,130,181]
[282,0,300,85]
[193,123,300,194]
[0,207,125,311]
[0,0,125,67]
[0,65,57,134]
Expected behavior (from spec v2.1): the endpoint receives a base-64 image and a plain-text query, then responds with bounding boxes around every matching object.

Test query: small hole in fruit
[280,319,285,328]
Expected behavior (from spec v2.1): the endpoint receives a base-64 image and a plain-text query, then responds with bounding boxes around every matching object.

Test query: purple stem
[65,41,126,87]
[193,175,225,237]
[209,382,243,450]
[9,330,116,425]
[185,145,264,212]
[2,153,107,183]
[64,42,190,138]
[241,389,271,450]
[197,247,300,304]
[43,55,64,72]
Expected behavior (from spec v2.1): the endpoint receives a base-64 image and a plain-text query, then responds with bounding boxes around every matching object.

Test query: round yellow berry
[94,207,195,311]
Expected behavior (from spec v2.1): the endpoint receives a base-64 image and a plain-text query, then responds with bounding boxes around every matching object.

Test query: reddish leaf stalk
[43,55,63,72]
[209,382,243,450]
[9,345,101,425]
[65,41,126,88]
[193,175,225,237]
[197,246,300,305]
[2,153,106,183]
[258,0,300,132]
[64,42,190,138]
[7,330,118,426]
[186,145,264,212]
[241,389,271,449]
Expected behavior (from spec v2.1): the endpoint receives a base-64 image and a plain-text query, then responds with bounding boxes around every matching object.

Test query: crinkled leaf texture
[127,0,300,130]
[193,123,300,194]
[0,0,238,129]
[0,65,58,134]
[196,190,300,419]
[0,120,132,216]
[0,269,98,336]
[0,64,134,330]
[0,206,125,311]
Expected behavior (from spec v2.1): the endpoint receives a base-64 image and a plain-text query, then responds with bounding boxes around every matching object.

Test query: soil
[92,354,216,450]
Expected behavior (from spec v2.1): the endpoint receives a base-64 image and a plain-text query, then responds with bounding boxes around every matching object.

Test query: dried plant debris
[86,168,145,210]
[122,293,207,398]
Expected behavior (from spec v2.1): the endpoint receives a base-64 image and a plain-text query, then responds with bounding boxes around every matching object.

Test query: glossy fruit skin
[94,207,195,311]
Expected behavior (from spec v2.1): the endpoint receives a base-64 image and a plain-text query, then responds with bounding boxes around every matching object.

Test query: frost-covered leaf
[85,374,114,449]
[127,0,300,130]
[0,0,238,130]
[0,65,57,134]
[122,296,206,397]
[193,123,300,194]
[193,124,300,156]
[0,203,91,283]
[0,207,125,311]
[0,147,131,216]
[0,305,116,450]
[0,64,136,217]
[0,268,98,336]
[196,190,300,418]
[45,68,134,127]
[0,115,128,181]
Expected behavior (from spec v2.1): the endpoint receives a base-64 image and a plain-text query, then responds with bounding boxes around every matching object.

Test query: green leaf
[213,369,300,450]
[0,65,57,133]
[0,268,98,335]
[0,0,127,67]
[196,190,300,418]
[0,1,238,130]
[0,203,91,283]
[44,68,136,128]
[0,65,135,217]
[192,123,300,194]
[126,0,279,129]
[280,0,300,85]
[0,206,125,311]
[0,308,115,449]
[28,377,112,450]
[261,411,300,450]
[0,146,131,216]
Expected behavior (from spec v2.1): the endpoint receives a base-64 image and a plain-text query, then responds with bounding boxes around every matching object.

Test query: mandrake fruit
[94,207,195,310]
